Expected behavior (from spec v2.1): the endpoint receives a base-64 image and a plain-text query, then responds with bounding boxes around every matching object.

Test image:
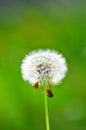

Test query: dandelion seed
[21,49,67,97]
[46,88,53,97]
[33,82,39,89]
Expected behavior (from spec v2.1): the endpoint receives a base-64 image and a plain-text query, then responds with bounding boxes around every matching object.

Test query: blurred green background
[0,0,86,130]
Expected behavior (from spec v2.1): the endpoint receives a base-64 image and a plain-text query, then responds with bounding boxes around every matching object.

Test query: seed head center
[36,63,51,76]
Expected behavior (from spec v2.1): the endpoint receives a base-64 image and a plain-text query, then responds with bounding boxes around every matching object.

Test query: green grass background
[0,3,86,130]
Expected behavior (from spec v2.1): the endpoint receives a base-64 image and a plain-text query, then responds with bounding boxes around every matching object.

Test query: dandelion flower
[21,49,67,91]
[21,49,68,130]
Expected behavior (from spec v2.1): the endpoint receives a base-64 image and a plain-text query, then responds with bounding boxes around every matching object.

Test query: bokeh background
[0,0,86,130]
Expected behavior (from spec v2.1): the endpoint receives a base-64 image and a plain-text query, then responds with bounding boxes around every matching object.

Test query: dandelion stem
[44,89,50,130]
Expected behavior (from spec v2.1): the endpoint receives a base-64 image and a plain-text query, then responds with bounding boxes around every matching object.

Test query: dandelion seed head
[21,49,67,86]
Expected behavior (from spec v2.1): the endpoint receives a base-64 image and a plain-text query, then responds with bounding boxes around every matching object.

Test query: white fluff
[21,49,68,85]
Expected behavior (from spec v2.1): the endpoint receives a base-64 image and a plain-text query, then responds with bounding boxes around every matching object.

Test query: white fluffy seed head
[21,49,68,85]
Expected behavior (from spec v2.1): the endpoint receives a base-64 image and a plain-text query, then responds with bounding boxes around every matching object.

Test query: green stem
[44,89,50,130]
